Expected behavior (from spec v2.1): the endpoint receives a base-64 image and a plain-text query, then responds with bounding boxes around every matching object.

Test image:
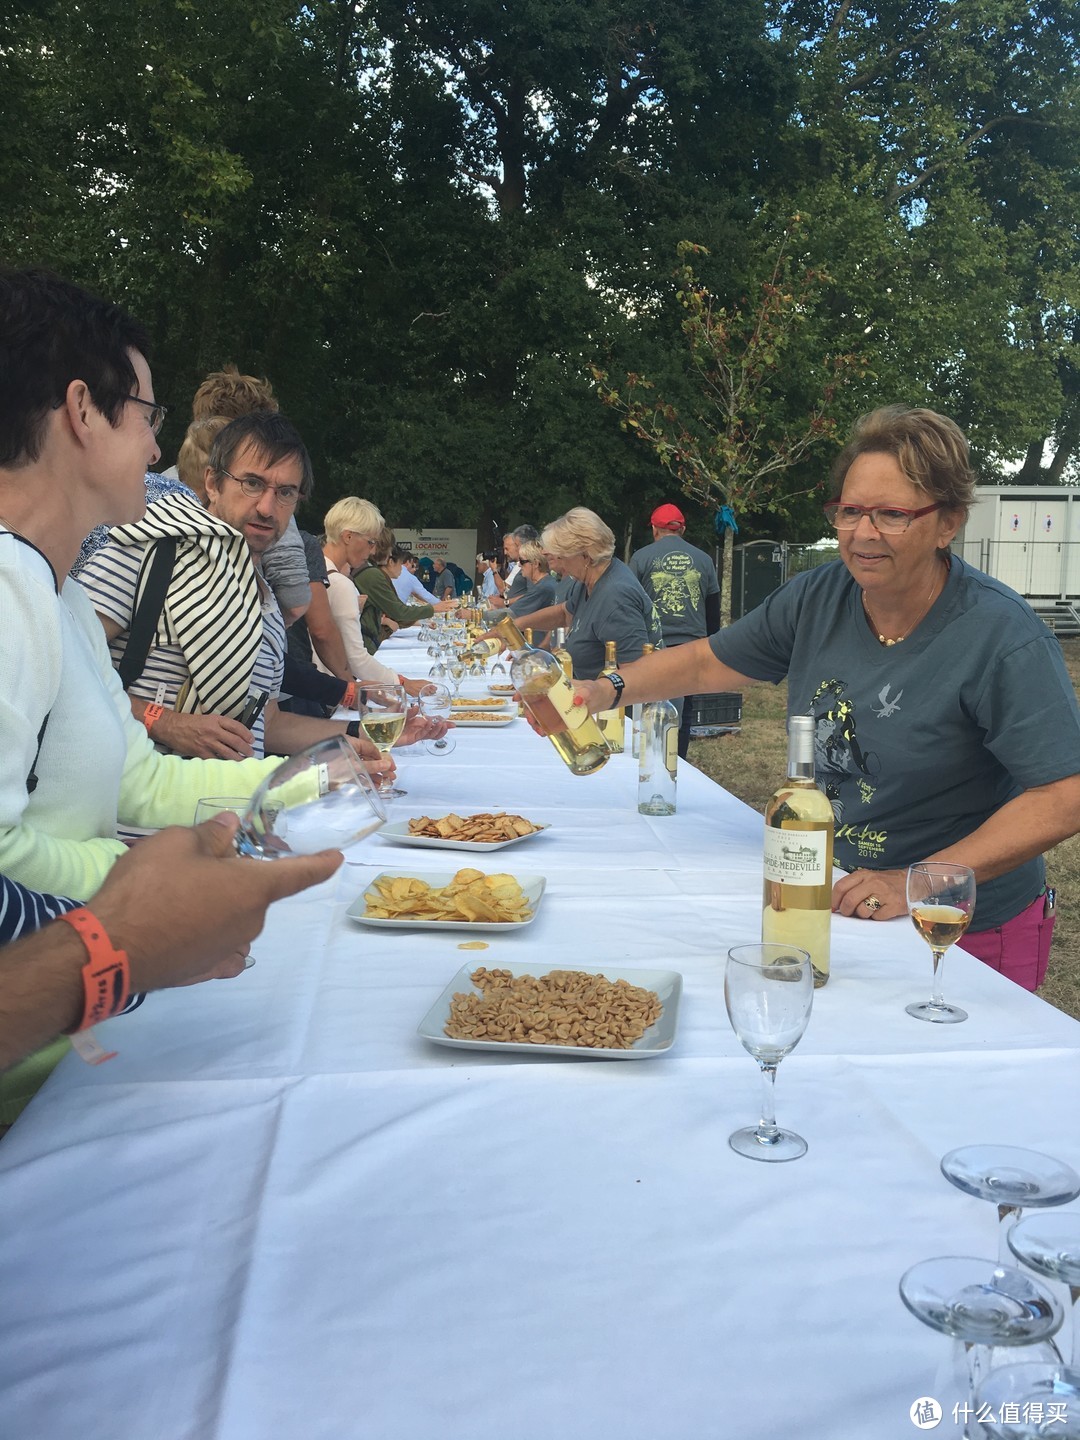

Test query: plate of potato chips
[450,711,518,727]
[347,868,545,930]
[417,963,682,1058]
[450,696,510,710]
[379,812,550,853]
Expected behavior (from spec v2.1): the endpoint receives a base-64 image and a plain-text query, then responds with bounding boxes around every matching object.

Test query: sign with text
[394,528,479,582]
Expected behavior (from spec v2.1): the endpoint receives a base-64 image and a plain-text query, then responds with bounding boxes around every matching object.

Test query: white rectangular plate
[418,963,682,1059]
[347,871,546,931]
[378,818,551,853]
[487,683,517,696]
[452,712,518,728]
[451,697,509,711]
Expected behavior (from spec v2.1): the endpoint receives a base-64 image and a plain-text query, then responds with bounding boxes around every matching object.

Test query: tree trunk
[719,526,735,629]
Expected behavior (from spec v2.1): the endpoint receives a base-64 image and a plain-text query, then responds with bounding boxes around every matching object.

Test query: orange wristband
[342,682,358,711]
[143,702,165,733]
[57,908,131,1032]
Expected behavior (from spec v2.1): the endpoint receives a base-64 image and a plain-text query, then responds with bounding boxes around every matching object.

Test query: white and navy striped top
[77,542,286,759]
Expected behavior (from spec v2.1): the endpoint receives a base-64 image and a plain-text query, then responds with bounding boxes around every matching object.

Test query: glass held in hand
[906,861,975,1024]
[235,735,387,859]
[724,943,814,1162]
[194,797,249,824]
[418,681,456,755]
[359,682,409,799]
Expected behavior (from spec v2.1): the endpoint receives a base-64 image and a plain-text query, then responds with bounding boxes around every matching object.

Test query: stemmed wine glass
[1009,1214,1080,1367]
[232,735,387,858]
[906,861,976,1023]
[900,1257,1064,1437]
[975,1360,1080,1438]
[418,682,456,755]
[942,1146,1080,1265]
[724,943,814,1162]
[359,682,409,799]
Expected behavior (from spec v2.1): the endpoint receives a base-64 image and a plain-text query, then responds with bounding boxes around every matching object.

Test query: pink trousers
[957,891,1055,993]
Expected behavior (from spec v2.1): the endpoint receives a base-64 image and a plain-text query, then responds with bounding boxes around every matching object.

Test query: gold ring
[864,895,883,912]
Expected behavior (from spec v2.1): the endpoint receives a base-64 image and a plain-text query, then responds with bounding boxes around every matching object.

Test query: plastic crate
[686,692,742,737]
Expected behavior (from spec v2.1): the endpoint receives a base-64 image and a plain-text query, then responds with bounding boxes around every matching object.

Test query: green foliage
[1,0,1078,544]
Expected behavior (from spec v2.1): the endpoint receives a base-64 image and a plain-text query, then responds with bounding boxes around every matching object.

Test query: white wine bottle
[597,640,625,753]
[761,715,833,988]
[638,699,678,815]
[486,614,609,776]
[630,643,654,759]
[552,628,573,682]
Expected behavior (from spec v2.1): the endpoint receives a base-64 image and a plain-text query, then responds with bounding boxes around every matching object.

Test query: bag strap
[117,538,177,689]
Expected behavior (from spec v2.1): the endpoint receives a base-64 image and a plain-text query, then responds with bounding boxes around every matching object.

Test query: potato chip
[361,868,534,924]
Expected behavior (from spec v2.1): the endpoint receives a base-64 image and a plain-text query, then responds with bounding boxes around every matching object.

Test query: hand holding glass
[227,736,387,858]
[359,683,409,799]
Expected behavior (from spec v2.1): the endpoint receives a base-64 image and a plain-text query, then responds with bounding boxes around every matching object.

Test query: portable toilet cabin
[956,486,1080,604]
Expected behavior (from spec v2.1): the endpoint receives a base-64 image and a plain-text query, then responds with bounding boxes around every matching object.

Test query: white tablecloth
[2,639,1078,1440]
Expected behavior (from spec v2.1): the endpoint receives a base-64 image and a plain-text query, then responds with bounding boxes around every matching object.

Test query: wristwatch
[606,671,626,703]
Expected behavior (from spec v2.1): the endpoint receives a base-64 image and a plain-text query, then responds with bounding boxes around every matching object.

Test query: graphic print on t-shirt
[810,678,892,862]
[644,551,704,624]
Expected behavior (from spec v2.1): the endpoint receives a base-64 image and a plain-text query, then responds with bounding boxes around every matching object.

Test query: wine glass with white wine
[359,682,409,799]
[906,862,976,1024]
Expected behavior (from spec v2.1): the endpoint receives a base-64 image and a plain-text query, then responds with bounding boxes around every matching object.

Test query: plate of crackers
[417,963,682,1058]
[347,868,545,930]
[379,812,550,853]
[450,696,510,710]
[451,710,518,727]
[487,682,516,695]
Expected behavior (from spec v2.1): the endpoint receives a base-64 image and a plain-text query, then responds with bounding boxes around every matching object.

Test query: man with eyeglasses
[77,412,403,771]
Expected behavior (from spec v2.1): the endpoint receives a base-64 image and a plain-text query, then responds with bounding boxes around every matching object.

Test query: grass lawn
[686,638,1080,1022]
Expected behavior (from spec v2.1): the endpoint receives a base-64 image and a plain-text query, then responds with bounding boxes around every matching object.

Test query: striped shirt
[77,542,286,759]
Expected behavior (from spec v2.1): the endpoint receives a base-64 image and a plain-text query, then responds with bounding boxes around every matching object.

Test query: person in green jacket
[355,528,456,654]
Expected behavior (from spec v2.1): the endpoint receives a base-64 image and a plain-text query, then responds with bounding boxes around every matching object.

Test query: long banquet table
[2,634,1080,1440]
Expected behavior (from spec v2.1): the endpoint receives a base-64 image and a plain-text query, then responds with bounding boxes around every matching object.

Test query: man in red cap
[630,503,721,756]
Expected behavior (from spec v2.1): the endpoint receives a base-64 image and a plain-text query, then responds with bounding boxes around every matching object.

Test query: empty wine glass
[901,1257,1064,1438]
[418,681,456,755]
[1009,1214,1080,1367]
[724,943,814,1162]
[943,1146,1080,1265]
[906,861,976,1023]
[359,683,408,799]
[194,797,248,824]
[975,1361,1080,1438]
[236,735,387,858]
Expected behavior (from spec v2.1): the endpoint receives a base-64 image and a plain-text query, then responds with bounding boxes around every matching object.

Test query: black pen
[239,690,270,728]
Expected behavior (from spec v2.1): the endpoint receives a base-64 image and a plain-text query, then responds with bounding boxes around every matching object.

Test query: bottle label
[664,726,678,774]
[545,676,592,732]
[763,827,828,885]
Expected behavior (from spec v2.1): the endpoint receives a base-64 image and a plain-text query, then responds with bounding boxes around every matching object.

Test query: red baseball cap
[650,503,686,529]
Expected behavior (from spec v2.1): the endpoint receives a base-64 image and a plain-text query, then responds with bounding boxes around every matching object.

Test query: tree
[593,225,867,624]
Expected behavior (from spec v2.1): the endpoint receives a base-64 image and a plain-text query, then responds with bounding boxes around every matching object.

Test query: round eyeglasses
[218,468,301,507]
[823,500,943,534]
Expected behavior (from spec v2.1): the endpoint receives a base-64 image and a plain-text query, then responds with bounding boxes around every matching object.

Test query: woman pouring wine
[573,406,1080,991]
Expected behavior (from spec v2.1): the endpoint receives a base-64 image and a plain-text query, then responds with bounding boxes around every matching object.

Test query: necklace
[862,570,942,647]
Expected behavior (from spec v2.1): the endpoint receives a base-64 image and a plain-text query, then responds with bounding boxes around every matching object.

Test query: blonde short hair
[832,406,977,518]
[323,497,384,544]
[541,507,615,565]
[517,540,550,572]
[177,416,230,498]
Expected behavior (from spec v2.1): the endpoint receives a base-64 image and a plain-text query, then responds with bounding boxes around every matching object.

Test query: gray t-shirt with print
[630,535,720,646]
[710,556,1080,930]
[563,557,665,679]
